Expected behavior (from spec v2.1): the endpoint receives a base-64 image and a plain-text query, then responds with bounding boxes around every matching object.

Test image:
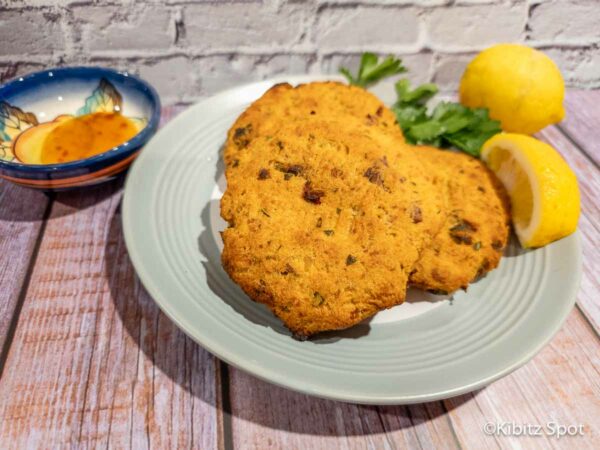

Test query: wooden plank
[159,105,186,128]
[445,308,600,450]
[562,90,600,166]
[0,102,183,359]
[377,402,462,450]
[0,182,220,449]
[0,182,50,358]
[229,366,461,450]
[227,308,599,449]
[537,126,600,334]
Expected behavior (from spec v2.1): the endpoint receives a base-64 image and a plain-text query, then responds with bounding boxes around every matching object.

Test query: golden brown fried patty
[221,119,445,338]
[409,147,511,293]
[221,81,510,337]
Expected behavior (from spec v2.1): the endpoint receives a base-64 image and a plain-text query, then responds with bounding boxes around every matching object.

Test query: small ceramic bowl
[0,67,160,190]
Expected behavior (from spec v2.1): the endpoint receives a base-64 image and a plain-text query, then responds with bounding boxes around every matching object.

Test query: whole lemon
[459,44,565,134]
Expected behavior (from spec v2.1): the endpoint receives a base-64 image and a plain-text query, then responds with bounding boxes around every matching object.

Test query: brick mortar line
[1,42,598,63]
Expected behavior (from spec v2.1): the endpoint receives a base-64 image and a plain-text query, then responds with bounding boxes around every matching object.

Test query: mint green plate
[122,76,581,404]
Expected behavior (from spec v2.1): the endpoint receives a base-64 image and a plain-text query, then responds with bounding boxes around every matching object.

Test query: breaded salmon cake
[221,120,445,338]
[409,147,511,293]
[221,80,510,336]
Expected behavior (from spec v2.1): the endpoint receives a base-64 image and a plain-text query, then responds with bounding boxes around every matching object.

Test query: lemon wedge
[481,133,580,248]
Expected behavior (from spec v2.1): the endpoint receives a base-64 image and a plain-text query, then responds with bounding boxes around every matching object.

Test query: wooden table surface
[0,91,598,450]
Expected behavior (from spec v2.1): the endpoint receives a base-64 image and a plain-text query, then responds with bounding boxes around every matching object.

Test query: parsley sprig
[339,53,406,88]
[392,83,501,157]
[340,55,501,157]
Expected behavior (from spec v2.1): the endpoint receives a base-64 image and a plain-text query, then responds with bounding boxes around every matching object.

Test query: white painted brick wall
[72,5,174,53]
[426,2,528,50]
[0,0,599,105]
[315,6,421,51]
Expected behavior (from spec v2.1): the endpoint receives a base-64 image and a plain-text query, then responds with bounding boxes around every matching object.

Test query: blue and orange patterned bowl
[0,67,160,190]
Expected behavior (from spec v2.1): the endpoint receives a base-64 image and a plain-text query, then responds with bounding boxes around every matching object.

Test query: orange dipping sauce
[41,112,139,164]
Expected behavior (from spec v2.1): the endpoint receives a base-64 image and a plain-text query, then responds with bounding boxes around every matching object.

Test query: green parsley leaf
[432,102,466,121]
[340,53,406,88]
[406,119,445,143]
[444,119,502,157]
[392,104,427,130]
[396,93,501,156]
[395,79,438,106]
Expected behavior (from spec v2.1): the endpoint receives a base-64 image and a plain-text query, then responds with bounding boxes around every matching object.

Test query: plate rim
[122,76,582,404]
